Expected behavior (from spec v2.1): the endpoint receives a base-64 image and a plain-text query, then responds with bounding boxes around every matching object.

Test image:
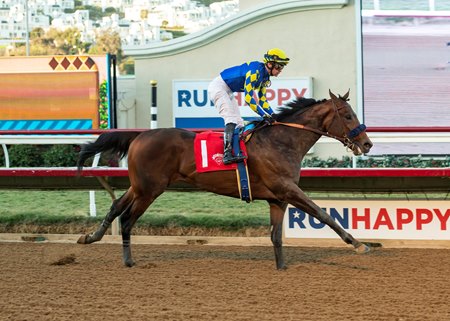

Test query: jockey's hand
[263,114,275,125]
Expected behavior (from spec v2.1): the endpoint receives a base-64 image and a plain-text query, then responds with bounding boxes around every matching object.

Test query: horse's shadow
[283,247,385,270]
[135,245,387,271]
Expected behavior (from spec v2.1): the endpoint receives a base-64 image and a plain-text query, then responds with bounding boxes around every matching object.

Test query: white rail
[363,0,450,17]
[362,9,450,17]
[0,134,103,218]
[370,0,439,11]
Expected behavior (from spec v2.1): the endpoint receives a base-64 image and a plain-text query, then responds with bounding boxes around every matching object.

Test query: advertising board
[284,200,450,240]
[0,55,108,130]
[172,77,312,129]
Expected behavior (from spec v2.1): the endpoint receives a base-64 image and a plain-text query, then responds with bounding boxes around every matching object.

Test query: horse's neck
[262,124,321,165]
[287,126,321,157]
[276,106,330,160]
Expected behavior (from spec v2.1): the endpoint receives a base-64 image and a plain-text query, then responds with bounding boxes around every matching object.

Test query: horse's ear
[329,89,338,100]
[341,89,350,101]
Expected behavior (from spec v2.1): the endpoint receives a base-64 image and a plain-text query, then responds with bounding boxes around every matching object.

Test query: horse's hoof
[124,260,135,268]
[277,265,288,271]
[77,235,88,244]
[363,241,383,248]
[355,243,371,254]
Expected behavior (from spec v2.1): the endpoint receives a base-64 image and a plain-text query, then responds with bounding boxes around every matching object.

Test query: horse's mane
[274,97,326,121]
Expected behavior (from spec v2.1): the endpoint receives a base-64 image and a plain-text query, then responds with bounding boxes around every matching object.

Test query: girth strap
[232,130,252,202]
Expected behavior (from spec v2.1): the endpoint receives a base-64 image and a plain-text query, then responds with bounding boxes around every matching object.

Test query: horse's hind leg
[269,200,288,270]
[77,191,132,245]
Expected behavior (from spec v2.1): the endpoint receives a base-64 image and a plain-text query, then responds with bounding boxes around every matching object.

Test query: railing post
[1,144,9,168]
[429,0,435,11]
[150,80,158,129]
[89,153,101,217]
[373,0,380,10]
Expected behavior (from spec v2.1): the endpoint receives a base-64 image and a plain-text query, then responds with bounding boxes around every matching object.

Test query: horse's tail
[77,131,142,170]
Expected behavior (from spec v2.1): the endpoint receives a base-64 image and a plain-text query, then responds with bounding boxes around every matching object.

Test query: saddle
[194,125,254,202]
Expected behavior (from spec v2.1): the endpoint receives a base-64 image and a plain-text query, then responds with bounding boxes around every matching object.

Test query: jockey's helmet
[263,48,290,66]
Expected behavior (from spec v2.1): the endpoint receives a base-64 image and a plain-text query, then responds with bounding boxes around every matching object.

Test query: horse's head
[270,90,372,155]
[325,90,373,155]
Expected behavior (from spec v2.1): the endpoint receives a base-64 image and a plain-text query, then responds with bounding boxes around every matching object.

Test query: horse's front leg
[77,197,124,244]
[77,219,111,244]
[284,186,370,254]
[268,200,289,270]
[120,209,138,267]
[119,194,154,267]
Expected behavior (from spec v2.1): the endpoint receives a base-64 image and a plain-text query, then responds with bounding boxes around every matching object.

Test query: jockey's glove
[263,114,275,125]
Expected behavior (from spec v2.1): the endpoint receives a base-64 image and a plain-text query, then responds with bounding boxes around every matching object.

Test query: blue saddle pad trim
[240,123,255,136]
[232,129,251,202]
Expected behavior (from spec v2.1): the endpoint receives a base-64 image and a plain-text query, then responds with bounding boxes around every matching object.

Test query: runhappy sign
[284,200,450,240]
[172,78,312,129]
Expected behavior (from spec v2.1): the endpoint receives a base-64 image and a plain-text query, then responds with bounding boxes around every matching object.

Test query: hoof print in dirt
[50,254,77,266]
[21,236,47,242]
[140,263,158,269]
[187,239,208,245]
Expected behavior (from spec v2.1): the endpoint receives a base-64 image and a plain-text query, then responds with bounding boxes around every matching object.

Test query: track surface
[0,242,449,321]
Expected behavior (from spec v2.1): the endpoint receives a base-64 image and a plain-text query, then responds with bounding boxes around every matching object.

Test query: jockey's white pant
[208,76,244,128]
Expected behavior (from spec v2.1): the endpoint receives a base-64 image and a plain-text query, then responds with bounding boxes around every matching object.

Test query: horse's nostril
[365,142,373,150]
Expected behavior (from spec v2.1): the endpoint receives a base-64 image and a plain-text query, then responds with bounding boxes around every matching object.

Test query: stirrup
[223,154,246,165]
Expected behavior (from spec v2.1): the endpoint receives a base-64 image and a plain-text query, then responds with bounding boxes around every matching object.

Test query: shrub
[302,156,352,168]
[99,80,108,129]
[7,145,43,167]
[42,145,79,167]
[2,144,449,169]
[302,155,450,168]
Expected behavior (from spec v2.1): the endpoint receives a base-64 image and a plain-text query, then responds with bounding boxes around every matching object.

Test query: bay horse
[77,90,373,270]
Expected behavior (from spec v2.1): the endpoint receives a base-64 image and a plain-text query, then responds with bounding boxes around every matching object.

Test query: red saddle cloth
[194,131,247,173]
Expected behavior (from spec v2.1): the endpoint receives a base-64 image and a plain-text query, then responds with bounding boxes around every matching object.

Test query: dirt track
[0,242,449,321]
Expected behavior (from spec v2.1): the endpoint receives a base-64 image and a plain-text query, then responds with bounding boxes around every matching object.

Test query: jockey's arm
[257,87,274,116]
[244,70,274,117]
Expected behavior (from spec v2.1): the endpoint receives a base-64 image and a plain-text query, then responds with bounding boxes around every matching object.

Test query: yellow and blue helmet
[263,48,290,65]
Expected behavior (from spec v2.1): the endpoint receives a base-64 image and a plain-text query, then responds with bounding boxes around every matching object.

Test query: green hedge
[302,155,450,168]
[1,146,449,168]
[98,80,108,129]
[0,144,121,167]
[0,145,80,167]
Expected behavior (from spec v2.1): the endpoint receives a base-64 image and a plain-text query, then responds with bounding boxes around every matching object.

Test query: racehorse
[77,90,373,270]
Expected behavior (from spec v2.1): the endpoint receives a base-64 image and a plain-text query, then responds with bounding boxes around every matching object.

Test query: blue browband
[348,124,367,139]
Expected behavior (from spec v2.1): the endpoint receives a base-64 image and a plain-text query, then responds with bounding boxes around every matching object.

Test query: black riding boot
[223,123,246,165]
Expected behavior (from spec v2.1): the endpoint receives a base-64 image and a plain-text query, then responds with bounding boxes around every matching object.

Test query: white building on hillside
[51,10,92,32]
[0,0,239,49]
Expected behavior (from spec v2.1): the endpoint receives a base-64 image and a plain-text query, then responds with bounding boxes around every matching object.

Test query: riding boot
[223,123,246,165]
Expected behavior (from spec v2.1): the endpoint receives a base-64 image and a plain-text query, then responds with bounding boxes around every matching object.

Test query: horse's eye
[345,114,352,120]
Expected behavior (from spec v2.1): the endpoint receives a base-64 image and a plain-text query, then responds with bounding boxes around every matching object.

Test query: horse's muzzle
[351,136,373,155]
[346,124,372,155]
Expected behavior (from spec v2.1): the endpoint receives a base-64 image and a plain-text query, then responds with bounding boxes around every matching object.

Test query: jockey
[208,48,290,164]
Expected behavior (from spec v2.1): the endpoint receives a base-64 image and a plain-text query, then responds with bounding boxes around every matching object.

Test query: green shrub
[302,155,450,168]
[2,143,449,169]
[99,80,108,129]
[302,156,352,168]
[42,145,79,167]
[8,145,43,167]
